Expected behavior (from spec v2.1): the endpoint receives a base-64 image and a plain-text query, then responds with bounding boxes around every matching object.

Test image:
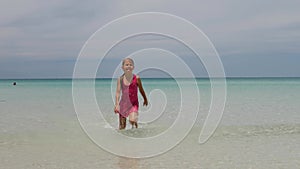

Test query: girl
[114,58,148,129]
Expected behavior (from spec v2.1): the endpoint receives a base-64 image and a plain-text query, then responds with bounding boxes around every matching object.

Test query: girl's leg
[129,112,138,128]
[119,115,126,130]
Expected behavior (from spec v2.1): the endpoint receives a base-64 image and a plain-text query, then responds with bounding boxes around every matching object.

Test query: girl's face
[122,59,134,73]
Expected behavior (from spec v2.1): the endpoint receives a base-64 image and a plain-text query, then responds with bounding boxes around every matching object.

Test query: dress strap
[120,74,136,89]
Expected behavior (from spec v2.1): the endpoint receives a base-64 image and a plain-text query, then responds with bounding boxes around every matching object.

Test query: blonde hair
[122,58,134,66]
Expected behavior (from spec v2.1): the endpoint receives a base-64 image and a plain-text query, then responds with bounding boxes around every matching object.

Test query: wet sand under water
[1,124,299,169]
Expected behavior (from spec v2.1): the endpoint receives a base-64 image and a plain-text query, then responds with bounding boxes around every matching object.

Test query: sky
[1,0,300,79]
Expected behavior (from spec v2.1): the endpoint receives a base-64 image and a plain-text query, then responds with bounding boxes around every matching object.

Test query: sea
[0,78,299,169]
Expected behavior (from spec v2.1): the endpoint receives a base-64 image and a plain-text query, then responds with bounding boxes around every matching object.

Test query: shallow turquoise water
[0,78,299,168]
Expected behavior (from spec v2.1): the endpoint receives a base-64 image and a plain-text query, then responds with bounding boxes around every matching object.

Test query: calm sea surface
[0,78,299,168]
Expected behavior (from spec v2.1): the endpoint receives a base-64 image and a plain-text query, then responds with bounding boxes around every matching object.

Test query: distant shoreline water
[1,76,300,81]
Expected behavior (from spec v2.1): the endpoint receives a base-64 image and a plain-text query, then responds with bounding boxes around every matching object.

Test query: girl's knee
[129,112,138,122]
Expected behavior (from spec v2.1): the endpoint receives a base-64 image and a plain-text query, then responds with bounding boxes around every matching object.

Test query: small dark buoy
[13,82,17,86]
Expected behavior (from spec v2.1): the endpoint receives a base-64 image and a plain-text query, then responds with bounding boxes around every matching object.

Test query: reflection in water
[117,157,140,169]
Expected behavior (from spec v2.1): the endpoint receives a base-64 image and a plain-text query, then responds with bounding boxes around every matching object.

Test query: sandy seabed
[1,124,299,169]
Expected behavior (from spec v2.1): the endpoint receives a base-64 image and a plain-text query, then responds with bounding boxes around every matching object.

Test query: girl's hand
[143,100,148,106]
[114,105,120,113]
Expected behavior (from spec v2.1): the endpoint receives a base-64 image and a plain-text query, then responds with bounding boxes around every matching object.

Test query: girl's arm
[114,77,121,113]
[137,76,148,106]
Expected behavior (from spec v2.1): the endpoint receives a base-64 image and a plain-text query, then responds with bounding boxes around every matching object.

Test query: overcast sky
[1,0,300,79]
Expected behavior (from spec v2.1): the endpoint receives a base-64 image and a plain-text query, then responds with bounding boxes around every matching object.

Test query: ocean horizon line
[1,76,300,80]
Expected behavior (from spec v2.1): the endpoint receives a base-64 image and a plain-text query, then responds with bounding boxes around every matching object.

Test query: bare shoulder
[136,75,143,82]
[116,76,122,84]
[136,75,142,85]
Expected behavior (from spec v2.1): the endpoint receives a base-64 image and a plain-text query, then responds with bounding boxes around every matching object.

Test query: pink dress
[119,74,139,118]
